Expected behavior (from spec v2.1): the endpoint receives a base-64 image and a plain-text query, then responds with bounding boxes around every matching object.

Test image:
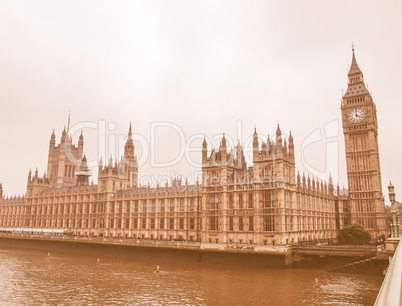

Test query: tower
[201,134,248,244]
[341,47,386,237]
[98,123,138,192]
[46,128,84,188]
[120,123,138,187]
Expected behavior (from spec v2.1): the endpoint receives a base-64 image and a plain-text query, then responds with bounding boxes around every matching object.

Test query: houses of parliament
[0,49,387,248]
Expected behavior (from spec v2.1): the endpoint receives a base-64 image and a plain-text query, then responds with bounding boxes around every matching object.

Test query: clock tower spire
[348,43,363,83]
[341,47,386,238]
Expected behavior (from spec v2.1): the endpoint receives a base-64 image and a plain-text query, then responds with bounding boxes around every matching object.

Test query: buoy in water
[314,278,320,288]
[97,258,100,265]
[155,265,160,273]
[48,252,50,257]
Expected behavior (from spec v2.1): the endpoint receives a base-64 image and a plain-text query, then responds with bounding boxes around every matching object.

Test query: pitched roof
[343,82,369,98]
[348,49,362,76]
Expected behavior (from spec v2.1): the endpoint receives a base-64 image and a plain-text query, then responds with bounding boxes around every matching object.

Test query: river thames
[0,241,384,305]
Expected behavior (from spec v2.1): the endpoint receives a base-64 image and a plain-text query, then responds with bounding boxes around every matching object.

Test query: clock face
[348,107,365,123]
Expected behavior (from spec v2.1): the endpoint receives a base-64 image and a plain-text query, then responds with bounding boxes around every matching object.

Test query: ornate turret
[114,123,139,187]
[236,140,243,167]
[266,134,271,153]
[76,155,92,186]
[261,141,267,155]
[219,133,227,164]
[253,128,259,161]
[276,124,282,144]
[297,171,301,187]
[78,131,84,149]
[50,130,56,147]
[288,131,294,155]
[221,133,227,147]
[61,126,67,142]
[124,123,135,162]
[275,124,283,159]
[202,137,208,164]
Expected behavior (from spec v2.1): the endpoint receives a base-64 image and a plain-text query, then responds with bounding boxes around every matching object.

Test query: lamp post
[388,181,399,238]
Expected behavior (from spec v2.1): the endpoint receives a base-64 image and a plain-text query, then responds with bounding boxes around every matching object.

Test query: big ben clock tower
[341,46,386,238]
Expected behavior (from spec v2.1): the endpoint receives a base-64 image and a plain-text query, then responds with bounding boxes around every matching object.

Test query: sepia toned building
[341,46,387,237]
[201,127,346,247]
[0,49,386,247]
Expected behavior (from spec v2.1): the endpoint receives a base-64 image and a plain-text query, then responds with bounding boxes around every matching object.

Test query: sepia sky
[0,1,401,206]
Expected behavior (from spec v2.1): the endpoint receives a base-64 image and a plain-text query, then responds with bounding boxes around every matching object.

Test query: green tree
[337,223,372,246]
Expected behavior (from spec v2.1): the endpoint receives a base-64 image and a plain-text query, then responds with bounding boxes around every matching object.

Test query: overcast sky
[0,1,401,206]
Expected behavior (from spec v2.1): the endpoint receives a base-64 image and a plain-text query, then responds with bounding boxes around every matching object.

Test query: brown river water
[0,240,384,305]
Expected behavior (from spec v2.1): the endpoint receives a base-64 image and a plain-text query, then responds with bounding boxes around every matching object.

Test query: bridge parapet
[292,245,377,257]
[375,237,401,306]
[384,237,400,262]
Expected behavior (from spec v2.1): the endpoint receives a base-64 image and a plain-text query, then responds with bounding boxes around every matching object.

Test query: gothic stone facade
[0,50,386,246]
[341,48,387,236]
